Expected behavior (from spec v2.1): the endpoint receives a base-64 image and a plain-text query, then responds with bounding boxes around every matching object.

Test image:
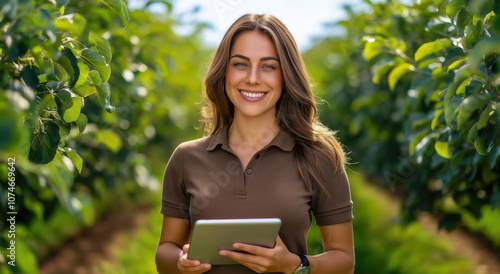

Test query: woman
[155,14,354,274]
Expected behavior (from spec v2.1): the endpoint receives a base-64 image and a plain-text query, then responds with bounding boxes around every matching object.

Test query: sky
[128,0,362,51]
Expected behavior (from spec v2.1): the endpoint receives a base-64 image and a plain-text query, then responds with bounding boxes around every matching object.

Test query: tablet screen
[187,218,282,265]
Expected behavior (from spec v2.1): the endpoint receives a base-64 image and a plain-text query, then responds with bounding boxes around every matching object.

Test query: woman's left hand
[219,235,300,273]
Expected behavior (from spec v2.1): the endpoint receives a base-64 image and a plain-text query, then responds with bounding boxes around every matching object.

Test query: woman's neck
[228,113,280,151]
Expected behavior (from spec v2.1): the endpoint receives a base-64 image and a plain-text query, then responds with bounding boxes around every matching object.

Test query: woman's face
[225,30,283,120]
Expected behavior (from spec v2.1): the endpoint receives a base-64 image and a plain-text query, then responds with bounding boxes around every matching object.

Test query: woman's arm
[308,220,355,274]
[155,215,212,274]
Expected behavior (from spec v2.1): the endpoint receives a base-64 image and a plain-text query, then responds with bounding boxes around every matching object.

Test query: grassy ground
[96,170,475,273]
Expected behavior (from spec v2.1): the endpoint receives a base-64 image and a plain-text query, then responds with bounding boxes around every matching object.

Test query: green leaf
[72,81,97,97]
[55,14,87,37]
[75,113,88,133]
[373,63,394,84]
[478,106,494,129]
[56,89,82,123]
[53,119,71,140]
[96,129,122,153]
[29,121,61,164]
[388,63,413,90]
[431,109,444,130]
[447,57,467,71]
[457,8,473,30]
[64,96,82,123]
[469,37,500,71]
[463,25,480,50]
[56,47,80,88]
[457,94,488,129]
[74,62,90,88]
[415,39,452,61]
[455,77,471,95]
[89,32,112,63]
[435,141,451,159]
[446,0,466,21]
[445,96,460,126]
[480,122,499,154]
[433,0,446,6]
[56,88,73,113]
[488,147,500,170]
[474,136,487,155]
[363,37,383,61]
[80,49,110,82]
[21,65,40,90]
[467,122,479,144]
[89,70,103,85]
[64,147,83,174]
[99,0,129,27]
[410,130,430,155]
[96,83,115,112]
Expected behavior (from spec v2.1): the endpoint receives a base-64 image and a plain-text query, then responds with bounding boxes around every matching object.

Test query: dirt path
[38,203,152,274]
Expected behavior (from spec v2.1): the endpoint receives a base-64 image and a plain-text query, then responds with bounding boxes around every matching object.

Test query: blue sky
[128,0,362,51]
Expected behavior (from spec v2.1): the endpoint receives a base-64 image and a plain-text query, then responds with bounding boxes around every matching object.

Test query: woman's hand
[219,236,300,273]
[177,244,212,273]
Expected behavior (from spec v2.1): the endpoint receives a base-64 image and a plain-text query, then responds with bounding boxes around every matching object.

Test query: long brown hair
[201,14,346,193]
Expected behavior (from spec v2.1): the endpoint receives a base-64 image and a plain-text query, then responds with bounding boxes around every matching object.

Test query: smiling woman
[155,14,354,274]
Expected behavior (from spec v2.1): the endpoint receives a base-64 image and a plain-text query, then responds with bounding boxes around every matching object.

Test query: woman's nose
[246,66,261,85]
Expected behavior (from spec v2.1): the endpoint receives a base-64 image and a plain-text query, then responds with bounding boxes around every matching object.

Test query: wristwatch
[293,254,311,274]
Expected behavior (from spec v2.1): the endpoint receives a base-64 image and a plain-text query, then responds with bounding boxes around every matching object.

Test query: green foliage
[1,0,209,272]
[306,0,500,231]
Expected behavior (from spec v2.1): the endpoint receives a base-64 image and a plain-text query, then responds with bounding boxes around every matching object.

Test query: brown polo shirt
[161,125,353,274]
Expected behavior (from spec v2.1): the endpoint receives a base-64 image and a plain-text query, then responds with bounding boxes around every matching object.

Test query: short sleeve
[160,144,190,219]
[311,159,353,226]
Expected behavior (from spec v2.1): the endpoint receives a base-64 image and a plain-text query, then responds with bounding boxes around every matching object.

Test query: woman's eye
[263,64,276,70]
[233,62,247,68]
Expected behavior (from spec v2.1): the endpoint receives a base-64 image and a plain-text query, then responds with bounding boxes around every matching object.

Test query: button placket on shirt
[223,144,265,195]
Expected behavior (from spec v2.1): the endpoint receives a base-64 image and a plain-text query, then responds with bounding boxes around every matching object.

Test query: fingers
[178,244,212,273]
[230,242,271,256]
[219,249,262,265]
[219,250,270,273]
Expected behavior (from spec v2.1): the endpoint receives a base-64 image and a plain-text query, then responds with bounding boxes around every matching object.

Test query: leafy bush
[0,0,209,272]
[305,0,500,229]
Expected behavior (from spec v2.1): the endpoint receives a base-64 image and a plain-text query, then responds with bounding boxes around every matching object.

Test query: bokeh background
[1,0,499,273]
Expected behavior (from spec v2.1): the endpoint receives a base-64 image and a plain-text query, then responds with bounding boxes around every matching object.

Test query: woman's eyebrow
[230,54,279,62]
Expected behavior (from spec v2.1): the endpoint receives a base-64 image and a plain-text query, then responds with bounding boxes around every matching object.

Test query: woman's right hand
[177,244,212,273]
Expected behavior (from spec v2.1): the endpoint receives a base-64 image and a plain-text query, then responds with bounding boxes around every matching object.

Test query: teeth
[240,90,265,98]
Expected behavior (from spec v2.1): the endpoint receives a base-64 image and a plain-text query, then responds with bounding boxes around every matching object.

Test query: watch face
[295,266,311,274]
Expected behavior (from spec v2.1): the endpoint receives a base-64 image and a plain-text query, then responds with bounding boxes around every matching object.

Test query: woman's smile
[239,89,268,101]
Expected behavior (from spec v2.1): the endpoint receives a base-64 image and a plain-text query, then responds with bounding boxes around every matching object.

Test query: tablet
[187,218,282,265]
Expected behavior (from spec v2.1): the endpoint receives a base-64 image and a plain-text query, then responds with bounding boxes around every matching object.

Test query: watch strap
[297,254,310,267]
